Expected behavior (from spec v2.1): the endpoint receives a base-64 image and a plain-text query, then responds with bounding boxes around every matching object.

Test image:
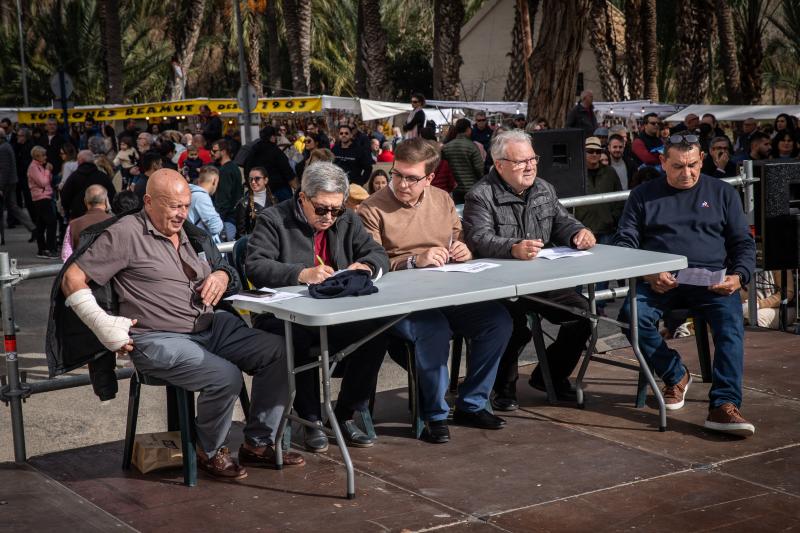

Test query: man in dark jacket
[565,90,598,138]
[462,130,595,411]
[246,161,389,452]
[58,168,303,479]
[441,118,484,203]
[243,126,295,201]
[38,118,65,175]
[701,136,737,178]
[332,124,373,186]
[60,150,116,220]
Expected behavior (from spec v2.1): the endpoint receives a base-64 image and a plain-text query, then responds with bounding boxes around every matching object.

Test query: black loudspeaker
[531,128,586,198]
[757,162,800,270]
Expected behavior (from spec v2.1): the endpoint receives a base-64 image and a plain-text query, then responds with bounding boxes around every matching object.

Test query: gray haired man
[462,130,595,410]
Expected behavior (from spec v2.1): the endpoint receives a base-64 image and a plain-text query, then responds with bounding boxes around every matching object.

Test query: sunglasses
[306,198,345,217]
[476,119,487,123]
[585,149,602,155]
[249,175,265,182]
[668,134,700,145]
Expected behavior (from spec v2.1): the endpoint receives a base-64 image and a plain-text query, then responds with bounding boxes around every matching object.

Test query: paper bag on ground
[132,431,183,474]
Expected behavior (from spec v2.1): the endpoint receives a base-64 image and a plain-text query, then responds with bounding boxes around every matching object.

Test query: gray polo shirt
[76,211,214,334]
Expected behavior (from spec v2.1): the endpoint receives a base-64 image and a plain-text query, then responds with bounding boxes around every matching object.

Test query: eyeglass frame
[389,167,431,185]
[497,155,540,169]
[667,133,700,146]
[305,197,346,217]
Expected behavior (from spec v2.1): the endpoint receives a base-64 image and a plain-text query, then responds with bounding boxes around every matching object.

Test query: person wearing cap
[614,133,756,437]
[593,127,609,147]
[575,137,623,315]
[345,183,369,211]
[243,126,297,202]
[246,161,390,452]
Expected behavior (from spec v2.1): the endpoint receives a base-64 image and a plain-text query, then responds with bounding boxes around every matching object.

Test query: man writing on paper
[462,130,595,411]
[614,133,756,436]
[359,137,513,444]
[60,169,304,480]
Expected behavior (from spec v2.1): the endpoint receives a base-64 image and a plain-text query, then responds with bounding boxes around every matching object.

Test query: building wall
[459,0,602,105]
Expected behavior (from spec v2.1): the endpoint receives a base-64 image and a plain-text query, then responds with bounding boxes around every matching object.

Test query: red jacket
[431,159,456,193]
[177,148,213,168]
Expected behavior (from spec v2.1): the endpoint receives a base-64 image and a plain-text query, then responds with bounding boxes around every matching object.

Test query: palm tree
[360,0,392,100]
[264,0,283,93]
[165,0,207,100]
[98,0,124,103]
[433,0,464,100]
[624,0,644,100]
[504,0,538,103]
[283,0,312,94]
[588,0,623,101]
[245,2,265,97]
[527,0,591,127]
[734,0,779,104]
[715,0,743,103]
[641,0,658,100]
[674,0,715,104]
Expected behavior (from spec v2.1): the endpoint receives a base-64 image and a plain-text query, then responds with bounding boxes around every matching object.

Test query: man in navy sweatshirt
[614,133,756,437]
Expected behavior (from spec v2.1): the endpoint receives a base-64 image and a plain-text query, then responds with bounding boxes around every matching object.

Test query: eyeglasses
[475,119,487,123]
[498,155,540,169]
[646,121,659,126]
[303,138,313,143]
[339,131,350,136]
[668,134,700,145]
[585,149,602,155]
[308,200,345,217]
[390,169,429,184]
[249,175,265,182]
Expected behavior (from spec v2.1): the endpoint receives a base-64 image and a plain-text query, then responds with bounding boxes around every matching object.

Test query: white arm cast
[65,288,134,351]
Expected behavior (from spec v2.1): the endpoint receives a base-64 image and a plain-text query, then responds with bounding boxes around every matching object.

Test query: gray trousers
[1,183,36,232]
[131,311,287,456]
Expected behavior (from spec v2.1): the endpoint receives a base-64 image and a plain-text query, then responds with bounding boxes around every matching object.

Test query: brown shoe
[238,444,306,468]
[662,366,692,411]
[704,403,755,437]
[197,446,248,480]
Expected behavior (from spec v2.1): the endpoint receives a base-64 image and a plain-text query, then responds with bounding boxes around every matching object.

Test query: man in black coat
[60,150,116,220]
[243,126,296,202]
[332,124,373,186]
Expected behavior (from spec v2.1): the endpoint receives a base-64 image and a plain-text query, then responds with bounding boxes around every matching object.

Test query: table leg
[575,284,599,408]
[319,326,356,499]
[628,278,667,432]
[273,321,298,469]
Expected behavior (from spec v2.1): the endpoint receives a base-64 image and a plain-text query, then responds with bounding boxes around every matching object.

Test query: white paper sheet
[421,262,501,273]
[536,247,593,260]
[676,268,727,287]
[225,288,302,304]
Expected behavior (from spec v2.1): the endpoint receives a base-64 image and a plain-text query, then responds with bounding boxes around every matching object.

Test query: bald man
[61,169,302,480]
[66,184,111,252]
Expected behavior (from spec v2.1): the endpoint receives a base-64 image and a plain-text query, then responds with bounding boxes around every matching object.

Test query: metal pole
[15,0,29,107]
[233,0,252,144]
[1,252,27,462]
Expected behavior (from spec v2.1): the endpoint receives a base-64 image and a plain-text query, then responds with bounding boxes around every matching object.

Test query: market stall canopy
[594,100,684,118]
[359,99,412,121]
[665,104,800,122]
[426,99,528,115]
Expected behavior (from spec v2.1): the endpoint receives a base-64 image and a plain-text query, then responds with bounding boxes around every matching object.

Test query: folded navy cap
[308,269,378,299]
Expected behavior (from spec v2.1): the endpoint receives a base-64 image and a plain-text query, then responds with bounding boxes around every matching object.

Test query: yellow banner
[16,97,323,123]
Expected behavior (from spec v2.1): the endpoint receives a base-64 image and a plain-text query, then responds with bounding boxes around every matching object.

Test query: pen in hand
[316,255,325,267]
[447,235,453,263]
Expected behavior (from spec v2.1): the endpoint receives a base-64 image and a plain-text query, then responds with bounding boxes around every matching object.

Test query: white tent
[665,104,800,122]
[426,99,527,115]
[594,100,684,118]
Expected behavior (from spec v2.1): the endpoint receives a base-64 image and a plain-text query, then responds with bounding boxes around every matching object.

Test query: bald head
[77,149,94,164]
[84,184,108,208]
[144,169,191,237]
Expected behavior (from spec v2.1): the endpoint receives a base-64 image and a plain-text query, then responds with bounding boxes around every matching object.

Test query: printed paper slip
[225,288,302,304]
[676,268,726,287]
[537,247,593,260]
[422,262,501,273]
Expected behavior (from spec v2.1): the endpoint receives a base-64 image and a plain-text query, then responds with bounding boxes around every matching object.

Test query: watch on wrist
[407,255,417,269]
[735,272,745,286]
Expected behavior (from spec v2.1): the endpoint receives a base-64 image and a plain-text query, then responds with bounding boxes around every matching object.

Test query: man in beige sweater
[359,138,512,444]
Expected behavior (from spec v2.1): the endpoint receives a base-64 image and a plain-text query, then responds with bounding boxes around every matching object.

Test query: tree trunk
[527,0,591,127]
[674,0,715,104]
[264,0,282,94]
[360,0,392,100]
[98,0,124,103]
[588,0,622,101]
[640,0,658,100]
[735,0,768,105]
[625,0,644,99]
[715,0,742,103]
[433,0,465,100]
[504,0,538,103]
[245,6,264,97]
[355,1,368,97]
[164,0,206,101]
[283,0,312,94]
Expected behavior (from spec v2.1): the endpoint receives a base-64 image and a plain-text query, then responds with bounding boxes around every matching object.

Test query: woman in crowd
[58,143,79,189]
[294,133,322,178]
[235,166,277,238]
[28,146,58,259]
[366,169,389,194]
[773,113,796,137]
[771,130,798,159]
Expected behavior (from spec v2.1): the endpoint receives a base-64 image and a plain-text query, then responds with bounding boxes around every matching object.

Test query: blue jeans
[619,282,745,408]
[391,302,512,421]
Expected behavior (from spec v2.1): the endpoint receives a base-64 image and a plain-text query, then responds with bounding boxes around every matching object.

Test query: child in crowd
[181,145,204,183]
[113,137,138,189]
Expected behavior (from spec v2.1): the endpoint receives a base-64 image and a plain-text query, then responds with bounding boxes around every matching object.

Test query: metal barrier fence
[0,169,760,463]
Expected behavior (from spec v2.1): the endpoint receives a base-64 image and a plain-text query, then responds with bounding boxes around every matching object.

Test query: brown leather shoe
[197,446,248,480]
[662,366,692,411]
[238,444,306,467]
[704,403,755,437]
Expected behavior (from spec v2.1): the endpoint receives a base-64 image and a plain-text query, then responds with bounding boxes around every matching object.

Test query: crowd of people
[4,97,797,482]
